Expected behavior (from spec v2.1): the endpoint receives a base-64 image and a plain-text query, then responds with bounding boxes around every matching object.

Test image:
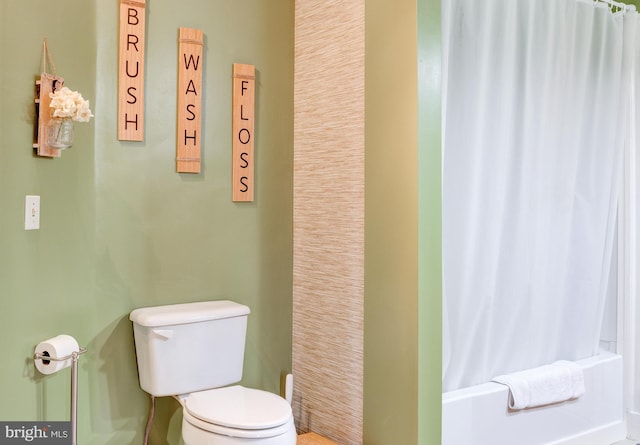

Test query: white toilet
[129,300,297,445]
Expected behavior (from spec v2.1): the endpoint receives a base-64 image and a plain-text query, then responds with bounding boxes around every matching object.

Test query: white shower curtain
[442,0,638,392]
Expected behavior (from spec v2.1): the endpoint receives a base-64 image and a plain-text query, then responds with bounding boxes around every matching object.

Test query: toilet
[129,300,297,445]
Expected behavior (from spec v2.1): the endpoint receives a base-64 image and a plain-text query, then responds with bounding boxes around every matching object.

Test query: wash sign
[0,422,70,444]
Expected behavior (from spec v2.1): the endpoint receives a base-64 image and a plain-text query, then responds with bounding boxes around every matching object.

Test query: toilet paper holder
[34,346,87,364]
[34,346,87,445]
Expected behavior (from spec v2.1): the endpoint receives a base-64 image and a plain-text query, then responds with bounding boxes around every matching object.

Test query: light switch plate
[25,195,40,230]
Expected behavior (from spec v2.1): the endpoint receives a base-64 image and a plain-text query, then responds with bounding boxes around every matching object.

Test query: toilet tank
[130,300,250,397]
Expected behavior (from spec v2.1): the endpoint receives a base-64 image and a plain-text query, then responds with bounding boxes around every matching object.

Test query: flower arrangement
[46,86,93,150]
[49,86,93,122]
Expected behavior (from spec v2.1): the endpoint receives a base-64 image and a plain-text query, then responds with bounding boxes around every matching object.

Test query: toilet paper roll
[34,334,79,375]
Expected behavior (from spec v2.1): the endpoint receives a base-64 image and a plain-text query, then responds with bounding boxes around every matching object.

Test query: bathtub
[442,351,625,445]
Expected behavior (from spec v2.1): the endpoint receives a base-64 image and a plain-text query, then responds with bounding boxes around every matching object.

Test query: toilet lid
[184,385,292,430]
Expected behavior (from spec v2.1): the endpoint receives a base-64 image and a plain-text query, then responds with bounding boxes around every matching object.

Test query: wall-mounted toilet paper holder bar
[34,347,87,445]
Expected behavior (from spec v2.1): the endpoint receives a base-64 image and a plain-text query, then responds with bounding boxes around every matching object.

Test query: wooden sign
[176,28,204,174]
[33,73,64,158]
[232,63,255,201]
[118,0,146,141]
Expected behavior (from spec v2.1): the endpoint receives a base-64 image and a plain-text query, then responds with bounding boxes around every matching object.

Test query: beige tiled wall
[292,1,365,443]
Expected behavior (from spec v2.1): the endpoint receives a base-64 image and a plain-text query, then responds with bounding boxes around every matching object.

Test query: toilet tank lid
[130,300,250,327]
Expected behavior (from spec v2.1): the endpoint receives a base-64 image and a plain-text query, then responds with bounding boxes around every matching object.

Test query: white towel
[492,360,585,410]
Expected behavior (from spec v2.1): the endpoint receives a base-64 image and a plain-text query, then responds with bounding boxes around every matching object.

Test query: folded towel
[492,360,585,410]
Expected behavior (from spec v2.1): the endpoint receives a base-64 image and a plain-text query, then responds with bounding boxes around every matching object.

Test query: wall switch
[24,195,40,230]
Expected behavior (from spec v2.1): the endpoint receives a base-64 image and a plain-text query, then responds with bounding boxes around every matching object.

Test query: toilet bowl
[180,386,297,445]
[129,300,296,445]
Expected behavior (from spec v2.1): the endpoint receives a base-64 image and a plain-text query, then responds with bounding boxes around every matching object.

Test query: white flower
[49,86,93,122]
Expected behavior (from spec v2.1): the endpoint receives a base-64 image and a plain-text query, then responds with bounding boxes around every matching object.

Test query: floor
[297,433,338,445]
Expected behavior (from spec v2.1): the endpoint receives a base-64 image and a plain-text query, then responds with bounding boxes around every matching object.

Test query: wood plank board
[33,73,64,158]
[232,63,255,201]
[176,27,204,173]
[118,0,146,141]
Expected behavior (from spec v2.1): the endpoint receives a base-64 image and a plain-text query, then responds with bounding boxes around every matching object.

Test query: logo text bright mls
[0,422,70,444]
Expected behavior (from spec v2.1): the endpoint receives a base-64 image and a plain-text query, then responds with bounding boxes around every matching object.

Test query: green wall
[417,0,442,443]
[0,1,293,443]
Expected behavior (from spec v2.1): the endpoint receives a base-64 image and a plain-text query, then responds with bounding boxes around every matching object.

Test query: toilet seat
[183,385,294,439]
